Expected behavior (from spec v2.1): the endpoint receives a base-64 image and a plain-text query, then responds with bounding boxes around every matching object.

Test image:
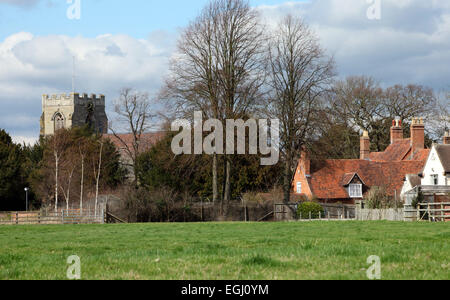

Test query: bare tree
[93,140,104,216]
[78,137,89,212]
[211,0,266,208]
[163,0,265,214]
[110,88,155,186]
[265,15,335,204]
[329,76,439,150]
[49,130,71,212]
[162,2,222,203]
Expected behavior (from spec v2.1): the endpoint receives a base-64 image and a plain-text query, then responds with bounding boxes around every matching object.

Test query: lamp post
[24,187,29,211]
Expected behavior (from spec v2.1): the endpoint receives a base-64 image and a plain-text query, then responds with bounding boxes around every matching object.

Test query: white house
[421,144,450,186]
[401,133,450,205]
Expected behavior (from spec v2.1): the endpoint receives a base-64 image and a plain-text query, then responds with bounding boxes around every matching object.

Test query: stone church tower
[40,93,108,136]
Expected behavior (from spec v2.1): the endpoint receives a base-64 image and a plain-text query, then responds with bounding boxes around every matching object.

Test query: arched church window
[54,113,65,131]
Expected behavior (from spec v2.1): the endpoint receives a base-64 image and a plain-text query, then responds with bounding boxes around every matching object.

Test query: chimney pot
[444,131,450,145]
[411,117,425,155]
[360,131,370,160]
[390,118,403,144]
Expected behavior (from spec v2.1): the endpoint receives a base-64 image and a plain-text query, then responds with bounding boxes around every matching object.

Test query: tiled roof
[309,160,426,199]
[435,144,450,173]
[104,132,166,155]
[369,139,412,162]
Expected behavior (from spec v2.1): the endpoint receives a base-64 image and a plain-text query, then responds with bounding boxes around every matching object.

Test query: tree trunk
[80,156,84,212]
[95,142,104,217]
[223,157,231,216]
[212,153,218,203]
[54,152,59,213]
[283,157,292,204]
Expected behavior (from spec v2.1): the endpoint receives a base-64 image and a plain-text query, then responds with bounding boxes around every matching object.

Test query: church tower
[40,93,108,136]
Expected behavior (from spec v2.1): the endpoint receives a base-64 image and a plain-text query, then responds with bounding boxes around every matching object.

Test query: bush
[365,186,395,209]
[297,202,324,220]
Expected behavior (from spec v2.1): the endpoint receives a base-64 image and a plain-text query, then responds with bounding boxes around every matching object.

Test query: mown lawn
[0,221,448,280]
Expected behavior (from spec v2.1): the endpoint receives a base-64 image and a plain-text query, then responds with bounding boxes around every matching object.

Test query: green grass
[0,221,449,280]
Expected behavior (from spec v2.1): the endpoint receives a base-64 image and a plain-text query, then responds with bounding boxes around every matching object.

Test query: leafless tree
[162,2,222,204]
[328,76,440,150]
[92,140,104,216]
[265,15,335,204]
[49,130,71,212]
[163,0,266,213]
[110,88,156,186]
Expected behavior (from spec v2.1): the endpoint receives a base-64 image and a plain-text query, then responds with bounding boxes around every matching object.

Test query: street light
[24,187,29,212]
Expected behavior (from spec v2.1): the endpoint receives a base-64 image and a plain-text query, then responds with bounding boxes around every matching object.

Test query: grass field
[0,221,449,280]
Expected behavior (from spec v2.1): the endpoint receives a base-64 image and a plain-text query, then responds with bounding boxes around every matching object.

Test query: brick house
[292,118,430,204]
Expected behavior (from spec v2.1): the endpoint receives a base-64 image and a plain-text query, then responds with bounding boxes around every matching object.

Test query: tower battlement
[42,93,106,108]
[40,92,108,136]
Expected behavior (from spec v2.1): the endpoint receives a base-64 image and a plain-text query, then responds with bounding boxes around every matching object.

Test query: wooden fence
[404,202,450,222]
[0,209,105,225]
[355,208,404,221]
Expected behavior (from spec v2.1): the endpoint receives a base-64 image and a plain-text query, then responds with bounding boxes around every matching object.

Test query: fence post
[15,212,18,225]
[309,211,312,221]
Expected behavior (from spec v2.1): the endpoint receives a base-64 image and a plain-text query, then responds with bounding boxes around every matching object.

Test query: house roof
[341,173,366,186]
[435,144,450,173]
[369,139,412,161]
[309,159,426,199]
[104,132,166,155]
[406,174,421,188]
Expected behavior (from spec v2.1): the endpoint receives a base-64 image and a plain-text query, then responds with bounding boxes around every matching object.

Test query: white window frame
[349,184,363,198]
[431,174,439,186]
[296,182,302,194]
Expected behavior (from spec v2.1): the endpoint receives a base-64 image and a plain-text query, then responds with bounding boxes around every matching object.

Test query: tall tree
[163,0,266,214]
[328,76,439,151]
[265,15,335,203]
[110,88,156,187]
[0,130,24,211]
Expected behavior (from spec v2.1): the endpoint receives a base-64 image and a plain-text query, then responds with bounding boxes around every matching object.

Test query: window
[54,113,65,131]
[431,175,439,186]
[296,182,302,194]
[349,184,363,198]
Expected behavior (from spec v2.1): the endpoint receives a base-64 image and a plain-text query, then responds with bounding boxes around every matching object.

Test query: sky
[0,0,449,144]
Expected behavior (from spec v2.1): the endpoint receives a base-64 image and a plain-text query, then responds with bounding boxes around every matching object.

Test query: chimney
[360,131,370,160]
[411,117,425,155]
[390,118,403,144]
[444,131,450,145]
[300,149,310,176]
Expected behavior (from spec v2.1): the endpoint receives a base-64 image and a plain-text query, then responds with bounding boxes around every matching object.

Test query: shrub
[297,202,324,219]
[365,186,394,209]
[411,191,424,209]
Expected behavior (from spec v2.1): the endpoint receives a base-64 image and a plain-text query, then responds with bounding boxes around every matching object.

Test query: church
[40,93,108,136]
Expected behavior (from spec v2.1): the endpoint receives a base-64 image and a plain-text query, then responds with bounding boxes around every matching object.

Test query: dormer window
[349,184,363,198]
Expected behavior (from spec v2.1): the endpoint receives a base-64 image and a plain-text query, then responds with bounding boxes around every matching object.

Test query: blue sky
[0,0,449,143]
[0,0,290,39]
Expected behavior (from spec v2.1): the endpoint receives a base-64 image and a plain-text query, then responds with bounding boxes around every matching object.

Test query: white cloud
[0,31,175,142]
[1,0,450,143]
[257,0,450,89]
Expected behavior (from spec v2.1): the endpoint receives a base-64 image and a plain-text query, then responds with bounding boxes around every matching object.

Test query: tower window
[54,113,65,131]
